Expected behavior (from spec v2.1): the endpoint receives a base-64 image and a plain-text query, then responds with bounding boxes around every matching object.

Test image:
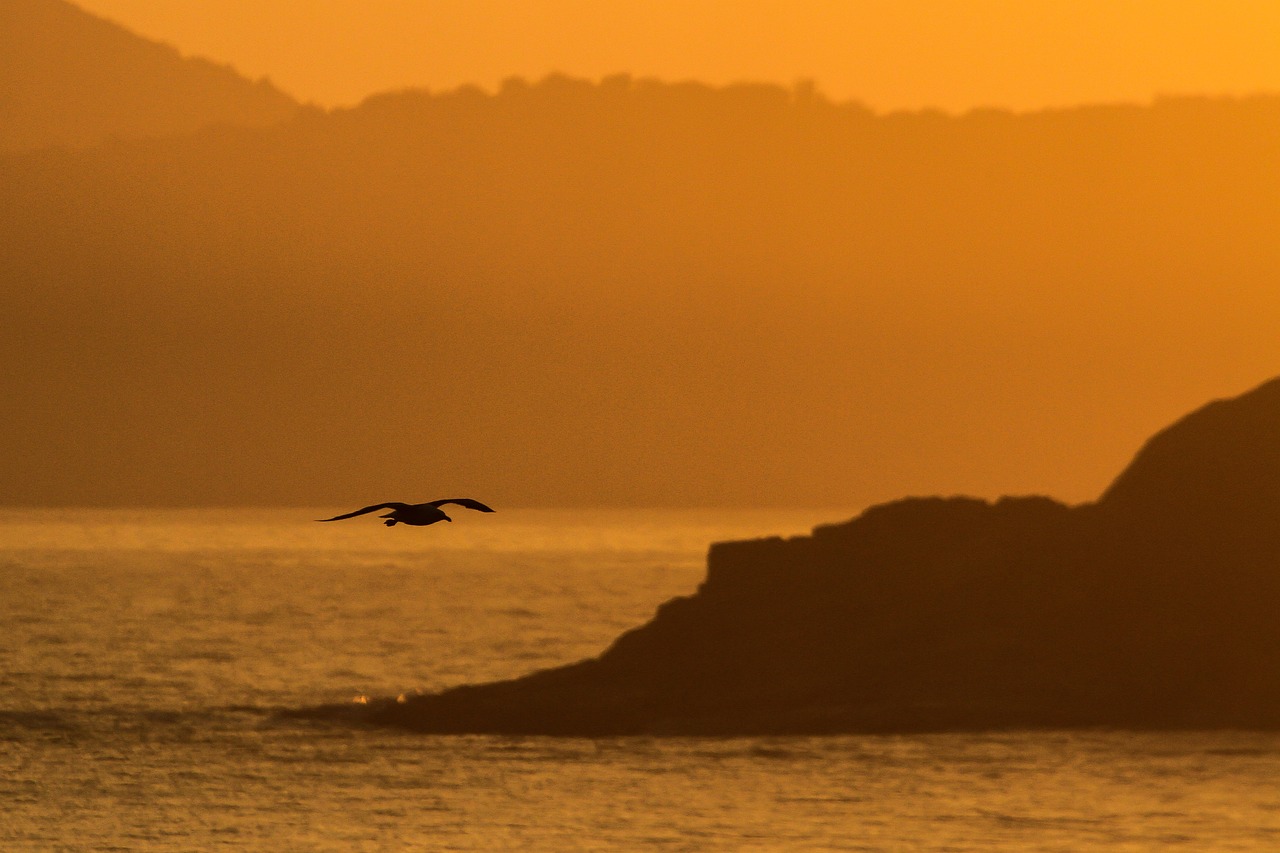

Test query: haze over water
[6,509,1280,850]
[8,2,1280,848]
[7,2,1280,511]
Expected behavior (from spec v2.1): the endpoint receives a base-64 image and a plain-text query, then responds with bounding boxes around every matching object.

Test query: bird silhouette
[317,498,495,527]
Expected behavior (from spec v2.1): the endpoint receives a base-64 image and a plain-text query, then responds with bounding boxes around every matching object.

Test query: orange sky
[75,0,1280,112]
[8,0,1280,508]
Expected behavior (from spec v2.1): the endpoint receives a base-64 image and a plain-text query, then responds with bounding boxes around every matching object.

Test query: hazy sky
[9,0,1280,508]
[76,1,1280,111]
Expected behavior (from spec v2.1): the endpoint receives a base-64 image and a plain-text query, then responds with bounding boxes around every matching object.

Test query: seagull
[316,499,495,527]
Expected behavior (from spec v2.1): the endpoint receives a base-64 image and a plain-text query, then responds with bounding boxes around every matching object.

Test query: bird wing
[426,498,496,513]
[316,502,412,522]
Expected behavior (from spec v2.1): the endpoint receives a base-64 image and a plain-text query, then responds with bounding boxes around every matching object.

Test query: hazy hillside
[0,0,299,153]
[2,76,1279,506]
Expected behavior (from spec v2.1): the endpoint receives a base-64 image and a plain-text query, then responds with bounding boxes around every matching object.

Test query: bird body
[317,498,495,527]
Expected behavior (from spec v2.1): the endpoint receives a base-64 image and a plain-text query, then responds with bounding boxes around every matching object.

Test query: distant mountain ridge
[295,376,1280,734]
[0,0,299,153]
[2,74,1279,507]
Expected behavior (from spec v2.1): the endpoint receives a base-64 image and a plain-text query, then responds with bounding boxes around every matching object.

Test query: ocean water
[4,507,1280,851]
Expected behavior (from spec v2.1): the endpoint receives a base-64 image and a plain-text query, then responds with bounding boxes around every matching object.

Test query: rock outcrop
[300,377,1280,734]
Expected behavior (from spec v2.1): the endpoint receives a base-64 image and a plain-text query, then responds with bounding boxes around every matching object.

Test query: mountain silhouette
[3,75,1280,506]
[0,0,299,153]
[293,376,1280,734]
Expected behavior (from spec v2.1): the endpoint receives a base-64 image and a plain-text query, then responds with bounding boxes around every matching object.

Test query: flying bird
[317,499,495,527]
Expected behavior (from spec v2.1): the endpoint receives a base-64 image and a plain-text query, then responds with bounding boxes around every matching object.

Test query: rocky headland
[299,377,1280,734]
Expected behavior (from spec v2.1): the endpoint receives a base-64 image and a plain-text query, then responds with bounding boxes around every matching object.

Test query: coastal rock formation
[303,377,1280,734]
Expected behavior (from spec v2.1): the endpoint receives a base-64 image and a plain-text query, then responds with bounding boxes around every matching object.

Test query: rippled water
[4,508,1280,850]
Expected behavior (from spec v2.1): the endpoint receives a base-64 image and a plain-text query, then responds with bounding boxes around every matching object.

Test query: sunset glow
[73,1,1280,111]
[9,3,1280,848]
[4,1,1280,508]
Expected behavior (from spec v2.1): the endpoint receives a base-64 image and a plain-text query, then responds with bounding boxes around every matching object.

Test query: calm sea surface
[4,508,1280,851]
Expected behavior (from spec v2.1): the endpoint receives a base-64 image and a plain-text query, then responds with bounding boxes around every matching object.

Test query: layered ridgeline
[0,0,299,153]
[4,74,1280,507]
[301,377,1280,734]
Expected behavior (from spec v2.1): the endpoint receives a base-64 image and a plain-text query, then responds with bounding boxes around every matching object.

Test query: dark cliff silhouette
[0,0,299,153]
[3,74,1280,506]
[294,377,1280,733]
